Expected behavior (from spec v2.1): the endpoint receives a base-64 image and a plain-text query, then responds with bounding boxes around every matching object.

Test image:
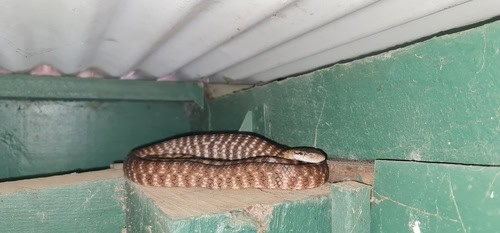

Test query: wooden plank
[0,99,191,181]
[0,165,125,233]
[127,181,332,232]
[0,74,204,106]
[332,181,371,233]
[267,196,331,233]
[0,165,122,194]
[327,160,374,185]
[0,161,375,233]
[205,83,251,99]
[126,182,259,233]
[134,183,331,220]
[372,160,500,232]
[125,159,373,232]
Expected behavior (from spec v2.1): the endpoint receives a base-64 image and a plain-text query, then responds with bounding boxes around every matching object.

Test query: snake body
[123,133,328,190]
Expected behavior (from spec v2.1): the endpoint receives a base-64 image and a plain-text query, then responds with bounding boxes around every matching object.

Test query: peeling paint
[244,204,274,233]
[409,220,421,233]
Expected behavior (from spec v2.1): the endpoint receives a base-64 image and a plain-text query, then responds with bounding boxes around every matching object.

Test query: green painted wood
[238,106,268,133]
[267,196,331,233]
[203,20,500,165]
[251,105,269,136]
[125,182,257,233]
[0,180,125,233]
[170,215,257,233]
[125,181,332,233]
[371,160,500,233]
[125,182,171,232]
[239,111,254,132]
[0,75,204,106]
[331,181,371,233]
[0,100,191,180]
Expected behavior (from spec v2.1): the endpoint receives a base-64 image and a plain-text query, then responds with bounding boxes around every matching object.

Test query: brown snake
[123,133,328,190]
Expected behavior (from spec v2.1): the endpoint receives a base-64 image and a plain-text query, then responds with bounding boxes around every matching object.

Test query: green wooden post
[332,181,371,233]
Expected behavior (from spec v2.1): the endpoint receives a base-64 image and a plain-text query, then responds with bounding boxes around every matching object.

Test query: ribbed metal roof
[0,0,498,83]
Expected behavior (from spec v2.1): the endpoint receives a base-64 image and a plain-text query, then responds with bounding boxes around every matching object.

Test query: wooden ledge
[132,181,331,220]
[0,165,125,233]
[0,161,374,232]
[0,164,123,195]
[129,159,375,220]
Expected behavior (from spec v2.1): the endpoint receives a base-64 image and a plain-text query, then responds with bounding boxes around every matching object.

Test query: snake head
[281,148,326,163]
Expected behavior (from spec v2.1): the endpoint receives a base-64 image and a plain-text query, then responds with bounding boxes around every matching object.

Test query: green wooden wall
[0,100,191,181]
[0,76,201,181]
[201,20,500,166]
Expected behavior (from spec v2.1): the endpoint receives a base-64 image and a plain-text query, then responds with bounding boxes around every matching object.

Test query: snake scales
[123,133,328,190]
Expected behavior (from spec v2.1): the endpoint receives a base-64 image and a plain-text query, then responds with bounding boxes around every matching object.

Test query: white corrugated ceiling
[0,0,498,83]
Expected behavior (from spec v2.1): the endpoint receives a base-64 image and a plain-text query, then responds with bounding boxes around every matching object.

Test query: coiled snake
[123,133,328,190]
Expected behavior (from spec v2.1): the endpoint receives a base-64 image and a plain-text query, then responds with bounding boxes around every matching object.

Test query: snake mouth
[292,154,326,163]
[282,148,327,163]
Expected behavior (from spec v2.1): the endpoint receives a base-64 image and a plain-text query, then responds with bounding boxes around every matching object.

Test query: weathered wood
[0,74,204,106]
[203,20,500,166]
[328,160,374,185]
[128,181,332,232]
[0,165,125,233]
[0,159,376,233]
[205,83,251,99]
[372,160,500,232]
[332,181,371,233]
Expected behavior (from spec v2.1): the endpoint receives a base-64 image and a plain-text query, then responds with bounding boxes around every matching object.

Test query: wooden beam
[0,75,204,106]
[327,160,374,186]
